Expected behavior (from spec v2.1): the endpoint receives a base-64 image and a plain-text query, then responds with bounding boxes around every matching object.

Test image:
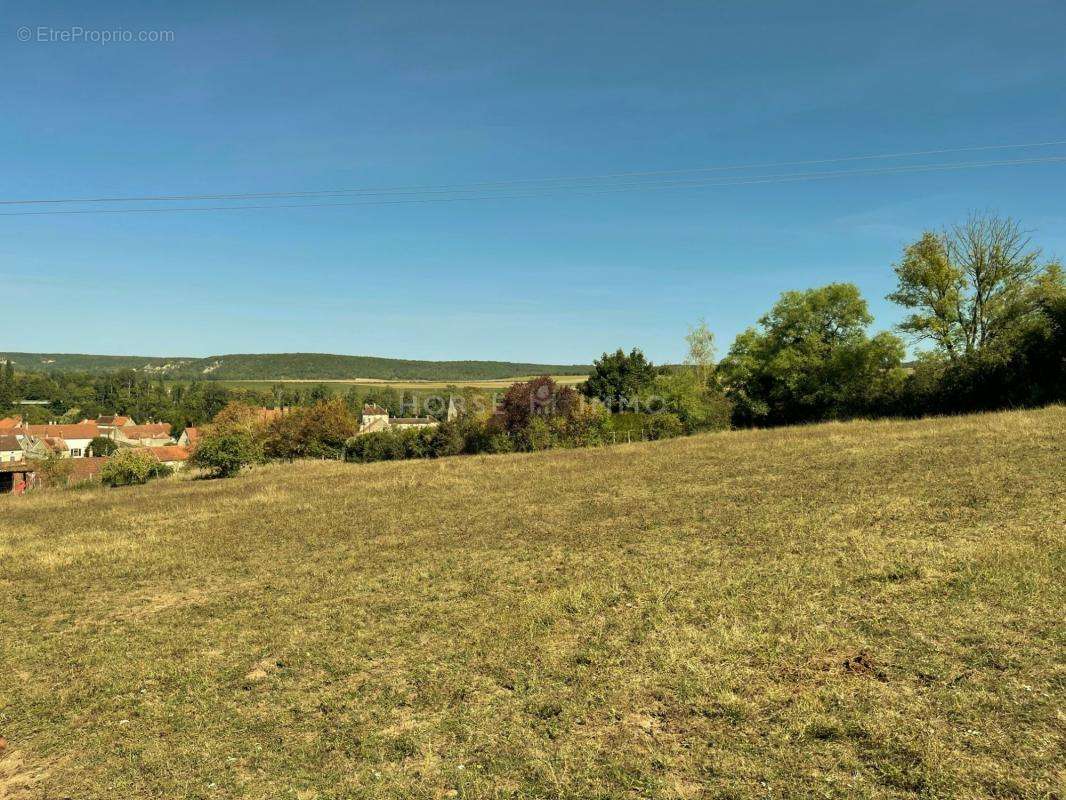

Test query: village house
[0,461,36,494]
[112,423,175,448]
[176,427,201,448]
[144,445,191,470]
[0,415,23,429]
[17,423,100,458]
[0,434,24,463]
[358,404,439,434]
[67,457,109,485]
[89,415,135,430]
[359,404,391,434]
[389,416,439,431]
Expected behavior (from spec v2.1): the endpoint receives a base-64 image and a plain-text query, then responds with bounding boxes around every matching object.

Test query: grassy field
[1,407,1063,799]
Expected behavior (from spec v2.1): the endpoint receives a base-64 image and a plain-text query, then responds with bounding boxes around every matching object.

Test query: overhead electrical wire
[1,147,1065,217]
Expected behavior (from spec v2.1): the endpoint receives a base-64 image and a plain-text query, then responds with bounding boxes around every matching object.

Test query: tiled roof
[119,423,172,438]
[145,445,190,462]
[69,457,108,482]
[362,404,389,416]
[0,434,22,451]
[0,416,23,429]
[22,423,100,439]
[96,415,134,426]
[40,436,69,452]
[391,417,437,425]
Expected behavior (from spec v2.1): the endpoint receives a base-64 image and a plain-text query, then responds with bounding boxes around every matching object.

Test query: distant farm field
[1,407,1063,798]
[213,374,589,393]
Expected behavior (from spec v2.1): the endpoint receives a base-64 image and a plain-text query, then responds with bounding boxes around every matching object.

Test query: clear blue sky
[3,0,1065,364]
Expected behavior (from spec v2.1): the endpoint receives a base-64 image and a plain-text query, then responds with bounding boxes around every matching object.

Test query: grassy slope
[0,352,591,381]
[1,408,1063,799]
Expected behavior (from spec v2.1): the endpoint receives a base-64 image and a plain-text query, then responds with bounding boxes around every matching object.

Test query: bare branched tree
[889,213,1051,360]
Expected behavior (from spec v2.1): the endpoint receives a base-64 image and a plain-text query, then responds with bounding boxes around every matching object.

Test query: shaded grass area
[1,407,1063,798]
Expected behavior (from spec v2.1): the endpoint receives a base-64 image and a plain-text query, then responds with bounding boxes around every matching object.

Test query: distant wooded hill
[0,352,591,381]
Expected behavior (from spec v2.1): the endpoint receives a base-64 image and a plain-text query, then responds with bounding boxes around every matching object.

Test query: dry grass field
[1,407,1063,799]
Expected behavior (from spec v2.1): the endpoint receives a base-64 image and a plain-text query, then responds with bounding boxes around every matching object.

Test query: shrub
[210,401,267,435]
[559,401,610,447]
[653,370,732,433]
[608,412,649,440]
[345,431,405,463]
[647,412,684,440]
[500,376,579,433]
[513,416,555,452]
[191,431,262,478]
[263,399,357,460]
[87,436,118,457]
[428,421,465,457]
[101,449,172,487]
[36,452,74,487]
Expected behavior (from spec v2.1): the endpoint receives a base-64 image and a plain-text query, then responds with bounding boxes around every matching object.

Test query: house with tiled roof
[18,423,100,457]
[358,404,438,434]
[0,434,24,463]
[68,457,109,485]
[0,415,23,429]
[359,404,391,434]
[389,417,439,430]
[176,427,201,449]
[40,435,70,456]
[92,415,135,429]
[144,445,191,469]
[113,423,174,447]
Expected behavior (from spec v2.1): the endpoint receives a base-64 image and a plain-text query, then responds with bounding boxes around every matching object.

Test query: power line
[2,139,1066,207]
[1,155,1064,217]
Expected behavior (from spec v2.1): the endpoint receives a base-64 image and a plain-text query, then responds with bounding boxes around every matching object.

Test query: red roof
[146,445,190,462]
[119,423,172,438]
[40,436,69,453]
[23,423,99,439]
[96,415,134,427]
[0,416,23,429]
[69,457,109,483]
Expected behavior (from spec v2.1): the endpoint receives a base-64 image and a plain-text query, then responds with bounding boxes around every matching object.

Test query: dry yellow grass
[1,407,1064,799]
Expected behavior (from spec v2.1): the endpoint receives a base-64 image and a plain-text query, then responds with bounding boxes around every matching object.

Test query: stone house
[18,423,100,458]
[358,404,438,434]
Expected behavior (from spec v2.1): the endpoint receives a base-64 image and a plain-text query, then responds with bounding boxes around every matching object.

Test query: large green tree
[722,283,905,425]
[888,214,1061,361]
[580,348,657,411]
[0,360,15,408]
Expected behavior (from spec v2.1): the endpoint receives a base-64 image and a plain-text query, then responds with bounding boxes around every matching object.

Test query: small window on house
[70,448,82,457]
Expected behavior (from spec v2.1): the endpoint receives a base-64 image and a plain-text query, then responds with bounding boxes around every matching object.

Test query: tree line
[6,212,1062,483]
[0,368,458,433]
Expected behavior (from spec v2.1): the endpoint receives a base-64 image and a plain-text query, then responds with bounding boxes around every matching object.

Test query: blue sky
[2,0,1065,364]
